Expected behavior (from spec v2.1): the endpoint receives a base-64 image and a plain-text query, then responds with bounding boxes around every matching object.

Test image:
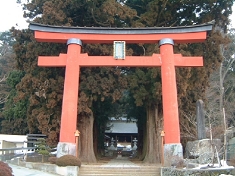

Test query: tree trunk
[143,105,162,163]
[93,120,98,157]
[78,113,97,163]
[138,121,145,160]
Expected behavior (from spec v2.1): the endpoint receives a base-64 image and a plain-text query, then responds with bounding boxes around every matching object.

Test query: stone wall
[161,167,235,176]
[7,158,79,176]
[185,139,222,164]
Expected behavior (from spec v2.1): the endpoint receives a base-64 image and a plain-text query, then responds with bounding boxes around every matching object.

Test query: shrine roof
[29,21,213,35]
[105,121,138,134]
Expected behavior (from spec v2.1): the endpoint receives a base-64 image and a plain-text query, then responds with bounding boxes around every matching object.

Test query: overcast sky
[0,1,28,31]
[0,1,235,32]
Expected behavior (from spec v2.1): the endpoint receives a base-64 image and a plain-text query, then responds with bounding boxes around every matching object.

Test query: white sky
[0,0,28,31]
[0,1,234,32]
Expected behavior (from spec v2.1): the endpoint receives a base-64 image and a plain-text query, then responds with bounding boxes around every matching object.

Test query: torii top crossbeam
[30,22,213,148]
[30,22,213,44]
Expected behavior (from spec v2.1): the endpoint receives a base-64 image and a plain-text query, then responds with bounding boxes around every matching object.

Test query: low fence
[0,147,36,161]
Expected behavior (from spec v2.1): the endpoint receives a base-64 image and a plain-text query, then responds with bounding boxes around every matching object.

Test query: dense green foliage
[0,31,15,105]
[0,31,26,134]
[37,138,50,156]
[0,0,234,162]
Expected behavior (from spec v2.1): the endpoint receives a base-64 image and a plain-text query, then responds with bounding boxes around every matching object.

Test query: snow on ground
[190,160,234,170]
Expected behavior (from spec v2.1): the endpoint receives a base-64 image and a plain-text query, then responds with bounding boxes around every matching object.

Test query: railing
[0,147,36,161]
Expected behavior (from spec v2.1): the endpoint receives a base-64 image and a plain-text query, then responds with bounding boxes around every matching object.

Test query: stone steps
[79,165,161,176]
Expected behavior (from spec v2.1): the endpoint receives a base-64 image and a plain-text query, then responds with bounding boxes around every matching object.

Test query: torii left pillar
[57,38,82,157]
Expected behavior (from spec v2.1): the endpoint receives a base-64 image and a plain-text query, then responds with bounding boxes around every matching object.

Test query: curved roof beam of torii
[29,21,214,44]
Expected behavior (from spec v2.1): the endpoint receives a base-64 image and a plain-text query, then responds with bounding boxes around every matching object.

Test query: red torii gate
[30,22,213,158]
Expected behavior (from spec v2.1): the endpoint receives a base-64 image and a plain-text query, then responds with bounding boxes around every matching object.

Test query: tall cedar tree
[6,0,234,163]
[0,31,14,113]
[0,31,28,134]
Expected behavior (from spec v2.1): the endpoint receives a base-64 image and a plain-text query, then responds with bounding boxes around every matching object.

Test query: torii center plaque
[30,22,213,158]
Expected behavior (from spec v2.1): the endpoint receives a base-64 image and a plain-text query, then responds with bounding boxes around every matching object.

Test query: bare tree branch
[0,74,7,82]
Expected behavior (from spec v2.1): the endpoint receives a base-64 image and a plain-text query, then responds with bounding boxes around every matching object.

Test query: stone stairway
[79,157,161,176]
[79,165,161,176]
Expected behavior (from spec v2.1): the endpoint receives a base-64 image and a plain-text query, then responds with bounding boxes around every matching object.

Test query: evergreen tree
[0,31,18,133]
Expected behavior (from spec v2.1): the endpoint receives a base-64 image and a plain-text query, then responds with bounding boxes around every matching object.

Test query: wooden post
[161,130,165,166]
[75,130,80,158]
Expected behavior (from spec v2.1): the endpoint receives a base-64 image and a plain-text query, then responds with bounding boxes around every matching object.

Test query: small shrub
[37,138,50,156]
[0,161,13,176]
[56,155,81,167]
[48,157,57,164]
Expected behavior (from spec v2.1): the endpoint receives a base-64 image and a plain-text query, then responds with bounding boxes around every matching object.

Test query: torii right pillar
[159,38,195,166]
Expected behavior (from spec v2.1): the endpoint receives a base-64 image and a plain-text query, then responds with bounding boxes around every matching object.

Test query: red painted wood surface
[160,43,180,143]
[38,54,203,67]
[59,43,81,143]
[34,31,207,44]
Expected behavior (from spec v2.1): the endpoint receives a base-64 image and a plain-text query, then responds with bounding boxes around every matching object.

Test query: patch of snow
[191,160,234,170]
[183,160,234,170]
[117,144,124,147]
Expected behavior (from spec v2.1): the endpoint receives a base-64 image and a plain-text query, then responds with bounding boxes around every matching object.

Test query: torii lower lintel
[30,22,212,160]
[38,54,203,67]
